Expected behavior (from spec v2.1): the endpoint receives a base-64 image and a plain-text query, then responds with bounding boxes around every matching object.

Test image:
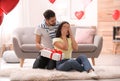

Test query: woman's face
[61,23,70,35]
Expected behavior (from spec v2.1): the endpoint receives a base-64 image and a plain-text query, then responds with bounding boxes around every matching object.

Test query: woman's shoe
[88,70,99,79]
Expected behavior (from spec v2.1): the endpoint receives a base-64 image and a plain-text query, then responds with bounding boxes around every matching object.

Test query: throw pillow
[75,28,96,44]
[3,51,20,63]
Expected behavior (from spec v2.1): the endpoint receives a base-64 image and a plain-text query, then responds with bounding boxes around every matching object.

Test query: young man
[33,9,60,69]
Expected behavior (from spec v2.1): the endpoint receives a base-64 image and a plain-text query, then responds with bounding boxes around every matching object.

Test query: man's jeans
[33,55,56,70]
[56,55,93,72]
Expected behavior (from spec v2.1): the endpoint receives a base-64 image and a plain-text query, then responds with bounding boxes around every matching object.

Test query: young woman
[52,21,98,79]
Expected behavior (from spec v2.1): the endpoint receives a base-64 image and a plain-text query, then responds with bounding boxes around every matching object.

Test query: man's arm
[35,34,44,50]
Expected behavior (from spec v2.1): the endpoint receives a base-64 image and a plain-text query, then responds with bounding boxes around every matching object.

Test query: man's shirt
[34,20,60,49]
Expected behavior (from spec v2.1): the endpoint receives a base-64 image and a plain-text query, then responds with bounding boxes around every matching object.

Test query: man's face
[46,17,56,26]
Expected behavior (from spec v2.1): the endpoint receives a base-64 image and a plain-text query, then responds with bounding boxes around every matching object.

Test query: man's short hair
[43,9,55,20]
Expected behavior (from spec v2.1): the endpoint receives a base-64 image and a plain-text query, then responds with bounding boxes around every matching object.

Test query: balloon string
[115,21,117,27]
[0,25,3,69]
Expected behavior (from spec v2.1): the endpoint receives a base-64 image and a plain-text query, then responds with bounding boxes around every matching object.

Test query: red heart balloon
[49,0,56,4]
[75,11,84,20]
[112,9,119,21]
[0,8,4,25]
[0,0,19,15]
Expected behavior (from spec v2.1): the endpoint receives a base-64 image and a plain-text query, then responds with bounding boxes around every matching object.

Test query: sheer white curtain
[0,0,30,46]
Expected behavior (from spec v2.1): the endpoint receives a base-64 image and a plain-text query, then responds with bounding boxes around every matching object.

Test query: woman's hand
[68,27,78,51]
[61,29,68,39]
[68,27,73,37]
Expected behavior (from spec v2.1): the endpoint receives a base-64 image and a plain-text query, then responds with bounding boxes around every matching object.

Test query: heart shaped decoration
[0,8,4,25]
[75,11,84,20]
[112,9,119,21]
[49,0,56,4]
[0,0,19,15]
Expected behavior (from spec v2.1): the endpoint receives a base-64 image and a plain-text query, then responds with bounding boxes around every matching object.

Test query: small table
[0,44,13,58]
[113,41,120,54]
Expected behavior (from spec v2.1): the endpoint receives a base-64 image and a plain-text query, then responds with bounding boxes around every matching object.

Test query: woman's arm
[69,28,78,51]
[54,29,69,50]
[54,37,68,50]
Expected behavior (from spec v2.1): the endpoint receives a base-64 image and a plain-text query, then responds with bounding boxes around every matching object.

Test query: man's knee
[47,60,56,70]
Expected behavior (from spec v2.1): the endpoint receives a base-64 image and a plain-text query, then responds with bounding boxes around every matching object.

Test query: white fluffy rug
[0,66,120,81]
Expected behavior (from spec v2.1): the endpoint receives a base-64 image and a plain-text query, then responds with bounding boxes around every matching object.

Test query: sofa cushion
[73,44,97,53]
[75,28,96,44]
[21,44,39,53]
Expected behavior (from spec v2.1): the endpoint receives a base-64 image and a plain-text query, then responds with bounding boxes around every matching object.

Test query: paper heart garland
[82,0,92,8]
[112,9,119,21]
[75,11,84,20]
[0,9,4,25]
[0,0,19,15]
[49,0,56,4]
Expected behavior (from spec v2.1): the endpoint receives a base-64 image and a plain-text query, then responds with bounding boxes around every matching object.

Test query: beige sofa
[12,26,103,67]
[71,27,103,66]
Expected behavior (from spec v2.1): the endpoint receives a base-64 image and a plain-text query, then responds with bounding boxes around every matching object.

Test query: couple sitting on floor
[32,9,99,79]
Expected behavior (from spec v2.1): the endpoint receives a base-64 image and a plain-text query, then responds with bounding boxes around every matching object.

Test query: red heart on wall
[0,0,19,15]
[112,9,119,21]
[0,8,4,25]
[49,0,56,4]
[75,11,84,20]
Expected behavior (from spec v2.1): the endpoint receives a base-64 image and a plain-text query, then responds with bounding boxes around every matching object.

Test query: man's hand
[36,44,44,50]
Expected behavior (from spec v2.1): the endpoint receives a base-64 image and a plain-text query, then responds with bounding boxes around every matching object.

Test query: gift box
[40,49,64,61]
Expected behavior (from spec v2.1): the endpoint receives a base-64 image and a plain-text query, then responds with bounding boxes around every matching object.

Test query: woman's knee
[77,54,87,59]
[67,59,76,64]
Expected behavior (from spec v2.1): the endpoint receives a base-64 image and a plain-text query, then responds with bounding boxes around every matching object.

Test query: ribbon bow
[50,49,63,61]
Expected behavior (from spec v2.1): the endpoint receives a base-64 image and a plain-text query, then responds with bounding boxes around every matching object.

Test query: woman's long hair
[56,21,70,38]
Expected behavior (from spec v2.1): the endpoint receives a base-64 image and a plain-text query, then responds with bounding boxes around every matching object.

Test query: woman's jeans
[56,55,93,72]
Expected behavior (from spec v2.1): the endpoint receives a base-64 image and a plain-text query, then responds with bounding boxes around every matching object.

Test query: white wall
[0,0,23,45]
[0,0,97,45]
[23,0,97,27]
[28,0,51,27]
[69,0,97,26]
[27,0,70,27]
